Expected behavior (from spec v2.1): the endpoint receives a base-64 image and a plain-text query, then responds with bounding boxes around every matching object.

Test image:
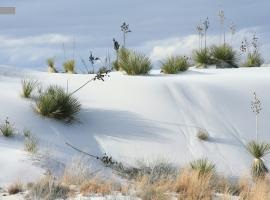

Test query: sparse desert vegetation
[161,56,189,74]
[35,85,81,121]
[0,118,15,137]
[63,59,75,74]
[21,79,37,98]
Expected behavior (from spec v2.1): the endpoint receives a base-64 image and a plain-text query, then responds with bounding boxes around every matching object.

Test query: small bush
[24,135,38,153]
[243,52,264,67]
[80,179,113,196]
[21,79,37,98]
[118,48,152,75]
[63,59,75,73]
[47,58,57,73]
[8,182,23,195]
[0,118,14,137]
[246,141,270,178]
[28,176,69,200]
[161,56,189,74]
[192,48,213,68]
[175,168,214,199]
[211,44,238,68]
[35,85,81,121]
[197,129,209,141]
[23,129,31,138]
[190,158,215,176]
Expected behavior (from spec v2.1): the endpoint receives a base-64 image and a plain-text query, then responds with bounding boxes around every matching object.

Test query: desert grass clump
[8,181,23,195]
[21,79,38,98]
[80,179,113,196]
[47,57,57,73]
[190,158,215,176]
[0,118,15,137]
[28,176,70,200]
[161,56,189,74]
[210,44,238,68]
[174,168,214,199]
[63,59,75,74]
[118,48,152,75]
[243,52,264,67]
[192,48,213,68]
[197,129,209,141]
[246,141,270,178]
[35,85,81,121]
[24,135,38,153]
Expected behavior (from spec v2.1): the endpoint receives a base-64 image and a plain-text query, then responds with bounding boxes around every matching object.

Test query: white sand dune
[0,65,270,186]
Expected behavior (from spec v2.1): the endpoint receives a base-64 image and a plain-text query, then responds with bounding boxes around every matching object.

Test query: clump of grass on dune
[243,52,264,67]
[21,79,38,98]
[246,141,270,179]
[47,57,58,73]
[8,181,23,195]
[161,56,189,74]
[197,128,209,141]
[192,48,213,68]
[117,48,152,75]
[210,44,238,68]
[35,85,81,121]
[63,59,75,74]
[0,117,15,137]
[190,158,215,176]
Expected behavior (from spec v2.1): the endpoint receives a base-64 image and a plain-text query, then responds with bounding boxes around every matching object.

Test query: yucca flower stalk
[121,22,131,48]
[203,17,210,50]
[251,92,262,142]
[247,141,270,178]
[218,10,226,45]
[196,23,204,50]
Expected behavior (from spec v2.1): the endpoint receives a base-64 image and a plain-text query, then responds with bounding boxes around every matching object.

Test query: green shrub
[190,159,215,176]
[118,48,152,75]
[246,141,270,178]
[21,79,37,98]
[0,118,14,137]
[35,85,81,121]
[210,44,238,68]
[63,59,75,73]
[161,56,189,74]
[47,57,57,73]
[243,52,264,67]
[192,48,213,68]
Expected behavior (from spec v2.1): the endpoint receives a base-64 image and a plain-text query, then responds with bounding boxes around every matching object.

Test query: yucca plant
[161,56,189,74]
[211,44,238,68]
[192,48,213,68]
[197,129,209,141]
[63,59,75,74]
[35,85,81,122]
[21,79,38,98]
[47,58,57,73]
[118,48,152,75]
[246,141,270,178]
[0,118,14,137]
[190,158,215,176]
[243,52,263,67]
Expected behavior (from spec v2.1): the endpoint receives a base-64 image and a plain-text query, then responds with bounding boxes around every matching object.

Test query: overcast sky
[0,0,269,70]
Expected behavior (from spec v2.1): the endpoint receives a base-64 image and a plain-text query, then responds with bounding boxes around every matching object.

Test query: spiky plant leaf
[192,48,213,68]
[243,52,264,67]
[210,44,238,67]
[63,60,75,73]
[21,79,37,98]
[190,158,215,176]
[161,56,189,74]
[36,85,81,121]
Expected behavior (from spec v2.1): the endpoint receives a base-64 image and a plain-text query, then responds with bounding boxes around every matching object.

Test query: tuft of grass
[243,52,264,67]
[23,129,31,138]
[174,168,214,199]
[8,182,23,195]
[192,48,213,68]
[210,44,238,68]
[63,59,75,73]
[161,56,189,74]
[246,141,270,178]
[47,57,57,73]
[28,176,69,200]
[197,129,209,141]
[0,118,15,137]
[190,158,215,176]
[21,79,37,98]
[117,48,152,75]
[80,179,113,196]
[35,85,81,121]
[24,135,38,153]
